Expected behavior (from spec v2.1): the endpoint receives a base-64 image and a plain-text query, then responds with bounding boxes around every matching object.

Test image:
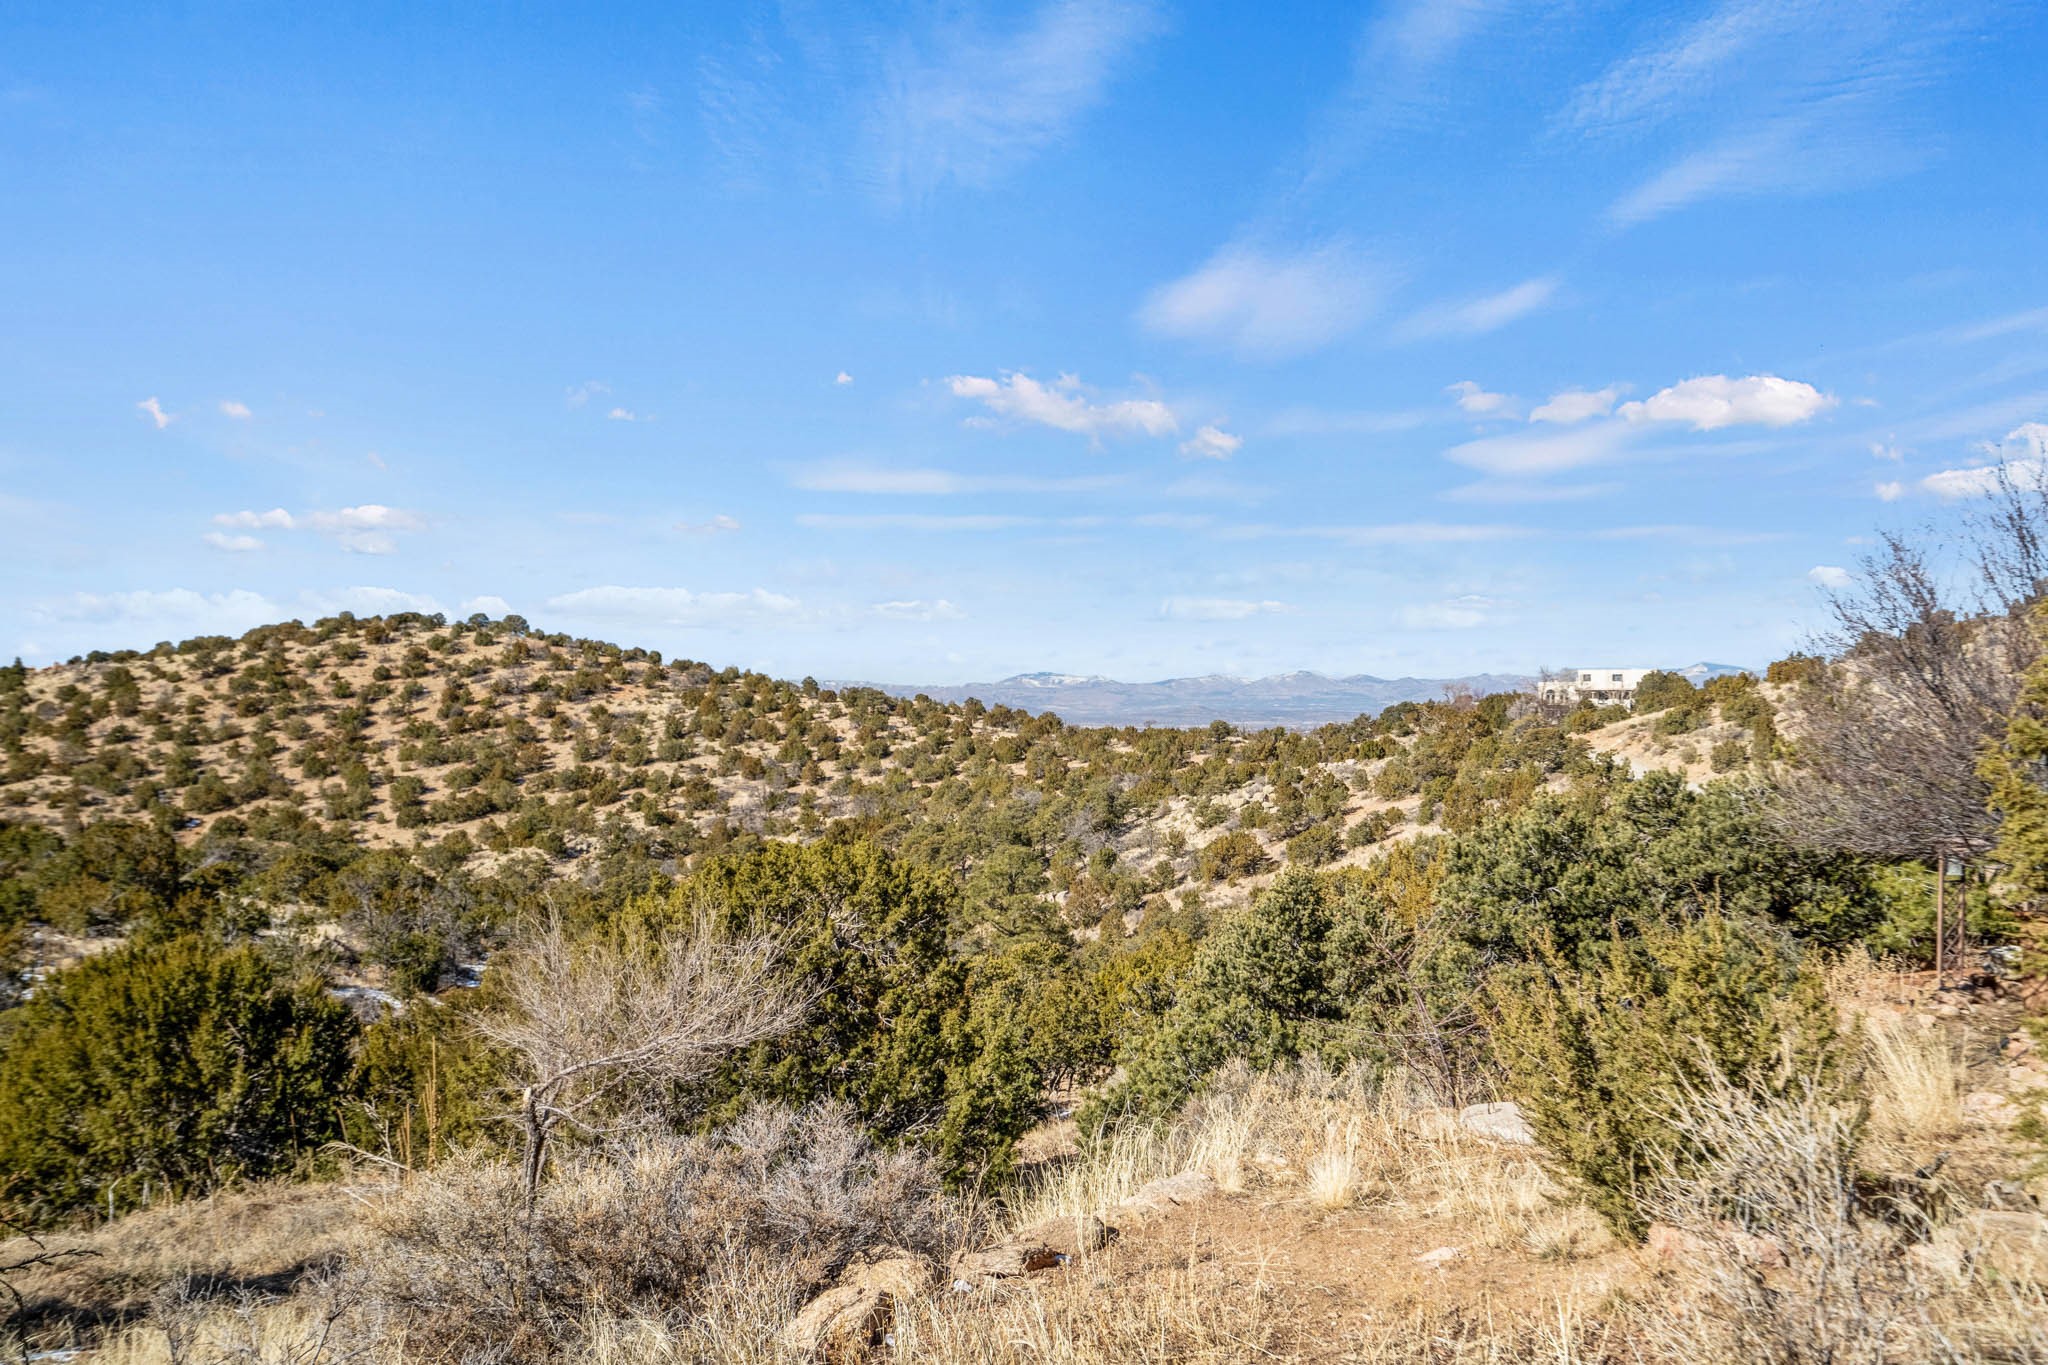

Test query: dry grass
[1014,1060,1608,1260]
[1864,1009,1966,1154]
[1632,1066,2048,1364]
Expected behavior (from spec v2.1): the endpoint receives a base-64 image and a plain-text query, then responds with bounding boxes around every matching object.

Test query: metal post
[1935,849,1946,990]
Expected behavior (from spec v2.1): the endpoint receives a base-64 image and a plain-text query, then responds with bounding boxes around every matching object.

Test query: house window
[1611,673,1623,682]
[1580,672,1592,682]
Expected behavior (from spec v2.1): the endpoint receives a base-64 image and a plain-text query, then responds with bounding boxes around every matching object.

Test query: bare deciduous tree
[1770,469,2048,857]
[474,914,808,1208]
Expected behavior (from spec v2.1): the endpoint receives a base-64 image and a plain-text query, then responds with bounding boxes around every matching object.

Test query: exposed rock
[1414,1245,1462,1267]
[777,1249,934,1360]
[949,1239,1061,1286]
[1646,1221,1785,1268]
[840,1248,937,1299]
[1458,1101,1535,1145]
[1011,1213,1115,1260]
[1115,1170,1218,1219]
[1962,1091,2021,1126]
[779,1285,894,1361]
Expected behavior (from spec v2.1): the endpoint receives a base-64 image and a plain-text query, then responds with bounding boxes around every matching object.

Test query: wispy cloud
[136,397,173,429]
[868,0,1163,204]
[1447,380,1518,418]
[202,532,264,553]
[212,504,427,555]
[566,380,609,407]
[1398,595,1495,630]
[797,512,1043,532]
[1397,276,1558,340]
[1139,241,1385,359]
[544,585,802,626]
[1530,386,1623,425]
[1446,422,1636,475]
[1443,479,1620,504]
[872,598,965,622]
[1808,564,1853,588]
[218,400,252,420]
[791,463,1125,495]
[1578,0,1977,227]
[1159,596,1295,621]
[946,372,1175,441]
[674,514,742,536]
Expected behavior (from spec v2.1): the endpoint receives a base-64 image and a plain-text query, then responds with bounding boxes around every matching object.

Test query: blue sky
[5,1,2046,682]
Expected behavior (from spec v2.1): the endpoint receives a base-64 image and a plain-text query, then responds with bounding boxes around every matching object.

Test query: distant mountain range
[829,663,1752,729]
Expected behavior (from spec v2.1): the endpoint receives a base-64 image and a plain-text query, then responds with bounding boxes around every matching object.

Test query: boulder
[777,1249,934,1360]
[1414,1245,1462,1267]
[1115,1170,1218,1220]
[1458,1101,1535,1145]
[779,1284,893,1361]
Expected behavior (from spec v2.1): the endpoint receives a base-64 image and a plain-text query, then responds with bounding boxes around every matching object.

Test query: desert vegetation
[1,497,2046,1362]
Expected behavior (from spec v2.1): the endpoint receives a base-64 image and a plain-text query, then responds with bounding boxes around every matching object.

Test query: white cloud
[303,504,426,533]
[674,514,742,536]
[136,397,173,429]
[1159,596,1295,621]
[1808,565,1853,588]
[1446,380,1518,418]
[313,586,443,617]
[1397,276,1558,340]
[1920,435,2048,499]
[607,407,638,422]
[869,0,1162,202]
[211,504,425,554]
[835,371,854,385]
[1875,480,1904,501]
[460,595,513,617]
[946,372,1175,441]
[1619,374,1834,430]
[1138,242,1384,359]
[872,599,966,622]
[1870,440,1902,461]
[566,380,609,407]
[202,532,264,553]
[215,507,297,529]
[34,588,276,632]
[544,585,802,626]
[1530,386,1623,425]
[1445,421,1636,475]
[1178,425,1243,460]
[1398,596,1494,630]
[218,400,253,420]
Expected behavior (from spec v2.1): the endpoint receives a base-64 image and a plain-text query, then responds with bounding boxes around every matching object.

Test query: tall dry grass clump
[1632,1064,2048,1364]
[336,1102,958,1363]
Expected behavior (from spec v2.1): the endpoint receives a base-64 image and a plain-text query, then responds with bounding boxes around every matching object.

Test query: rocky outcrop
[1458,1102,1535,1145]
[778,1248,936,1361]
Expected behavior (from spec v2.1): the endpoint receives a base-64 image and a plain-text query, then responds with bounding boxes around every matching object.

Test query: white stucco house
[1539,667,1657,708]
